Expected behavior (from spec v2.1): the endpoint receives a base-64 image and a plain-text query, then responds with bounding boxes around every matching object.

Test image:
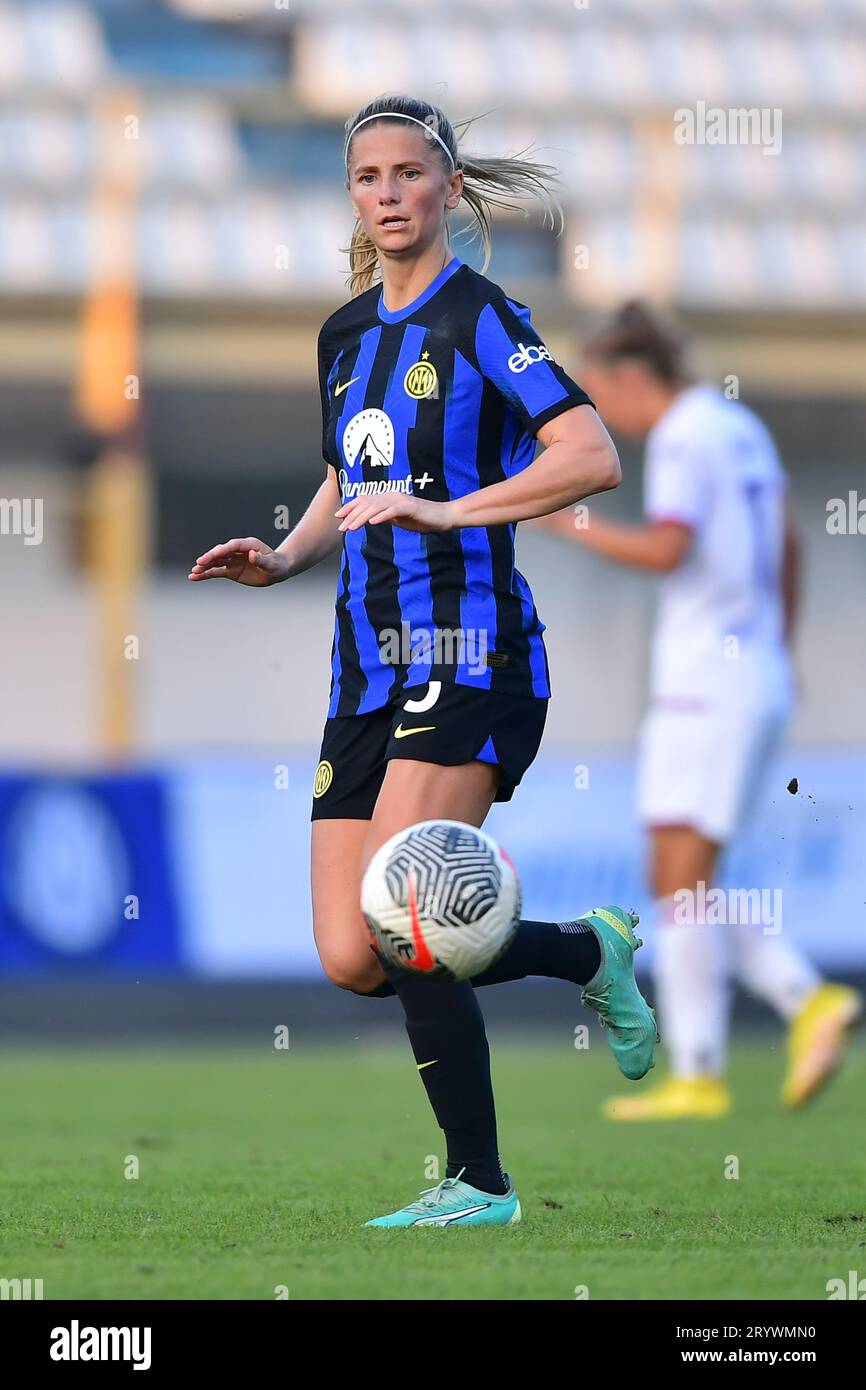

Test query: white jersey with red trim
[644,383,789,701]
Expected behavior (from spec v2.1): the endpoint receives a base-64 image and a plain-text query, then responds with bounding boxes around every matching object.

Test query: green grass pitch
[2,1036,864,1300]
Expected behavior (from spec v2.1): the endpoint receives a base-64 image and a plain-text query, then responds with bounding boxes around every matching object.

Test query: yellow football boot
[602,1074,731,1121]
[781,984,862,1108]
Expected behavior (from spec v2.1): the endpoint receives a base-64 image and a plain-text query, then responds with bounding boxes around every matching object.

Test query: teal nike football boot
[364,1168,521,1228]
[578,906,659,1080]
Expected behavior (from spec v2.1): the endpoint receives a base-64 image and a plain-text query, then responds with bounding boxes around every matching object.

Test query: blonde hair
[343,93,564,298]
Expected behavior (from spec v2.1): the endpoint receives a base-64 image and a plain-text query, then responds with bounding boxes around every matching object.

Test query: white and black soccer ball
[361,819,521,983]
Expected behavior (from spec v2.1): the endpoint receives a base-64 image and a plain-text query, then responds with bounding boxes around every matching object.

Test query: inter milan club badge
[313,760,333,797]
[404,350,438,400]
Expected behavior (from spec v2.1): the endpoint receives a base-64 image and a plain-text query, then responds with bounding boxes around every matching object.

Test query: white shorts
[636,660,793,844]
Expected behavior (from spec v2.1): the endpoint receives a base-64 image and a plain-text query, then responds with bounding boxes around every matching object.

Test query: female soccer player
[536,301,861,1120]
[189,95,657,1227]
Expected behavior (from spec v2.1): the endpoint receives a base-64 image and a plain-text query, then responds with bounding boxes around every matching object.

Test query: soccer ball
[361,819,521,983]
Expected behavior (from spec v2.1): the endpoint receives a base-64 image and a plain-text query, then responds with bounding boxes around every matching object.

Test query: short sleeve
[644,436,708,529]
[474,296,593,435]
[317,327,341,468]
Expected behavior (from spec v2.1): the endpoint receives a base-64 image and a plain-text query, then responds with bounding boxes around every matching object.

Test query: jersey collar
[377,255,463,324]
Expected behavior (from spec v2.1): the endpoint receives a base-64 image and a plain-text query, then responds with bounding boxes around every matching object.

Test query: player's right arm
[533,509,693,572]
[188,468,342,586]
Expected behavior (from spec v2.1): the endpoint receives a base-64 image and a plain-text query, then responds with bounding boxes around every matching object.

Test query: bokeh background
[1,0,864,1038]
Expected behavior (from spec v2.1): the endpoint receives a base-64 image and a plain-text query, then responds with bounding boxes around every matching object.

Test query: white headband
[345,113,456,172]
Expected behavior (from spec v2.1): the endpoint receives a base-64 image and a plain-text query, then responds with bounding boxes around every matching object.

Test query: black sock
[381,963,508,1196]
[470,918,601,988]
[358,979,397,998]
[363,919,601,997]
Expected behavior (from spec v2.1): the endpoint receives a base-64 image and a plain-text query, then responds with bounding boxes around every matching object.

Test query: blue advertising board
[0,775,183,973]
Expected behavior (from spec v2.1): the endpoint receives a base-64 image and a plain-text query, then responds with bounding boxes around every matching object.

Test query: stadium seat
[19,1,107,89]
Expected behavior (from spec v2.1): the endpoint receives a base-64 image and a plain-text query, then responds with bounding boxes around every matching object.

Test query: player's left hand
[335,492,454,534]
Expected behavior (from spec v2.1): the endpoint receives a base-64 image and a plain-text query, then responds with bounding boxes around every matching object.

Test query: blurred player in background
[190,96,657,1226]
[538,301,861,1120]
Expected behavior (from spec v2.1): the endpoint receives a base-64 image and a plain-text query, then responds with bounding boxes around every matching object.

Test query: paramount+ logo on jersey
[507,341,554,374]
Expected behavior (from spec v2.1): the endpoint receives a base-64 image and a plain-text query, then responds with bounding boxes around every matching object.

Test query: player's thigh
[309,705,392,989]
[360,758,500,874]
[637,707,710,834]
[310,817,385,991]
[650,824,720,899]
[359,678,545,873]
[638,706,721,893]
[713,693,789,837]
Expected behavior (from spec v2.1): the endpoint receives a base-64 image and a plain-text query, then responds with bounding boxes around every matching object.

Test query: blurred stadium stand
[0,0,863,302]
[1,0,864,1013]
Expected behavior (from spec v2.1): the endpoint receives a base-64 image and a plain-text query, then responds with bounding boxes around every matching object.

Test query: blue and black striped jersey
[317,254,593,718]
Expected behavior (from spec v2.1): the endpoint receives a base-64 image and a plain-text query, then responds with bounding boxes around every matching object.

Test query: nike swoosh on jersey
[416,1059,438,1070]
[334,377,360,396]
[393,723,436,738]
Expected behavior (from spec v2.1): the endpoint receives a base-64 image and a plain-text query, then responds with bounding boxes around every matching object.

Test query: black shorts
[310,679,548,821]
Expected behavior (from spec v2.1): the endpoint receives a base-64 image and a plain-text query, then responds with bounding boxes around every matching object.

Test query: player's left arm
[449,402,621,527]
[335,403,620,532]
[335,293,622,533]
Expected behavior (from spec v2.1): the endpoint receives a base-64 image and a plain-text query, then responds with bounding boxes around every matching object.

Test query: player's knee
[319,948,382,994]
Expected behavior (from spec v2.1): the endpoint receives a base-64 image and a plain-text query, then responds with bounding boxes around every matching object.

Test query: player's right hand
[188,538,290,587]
